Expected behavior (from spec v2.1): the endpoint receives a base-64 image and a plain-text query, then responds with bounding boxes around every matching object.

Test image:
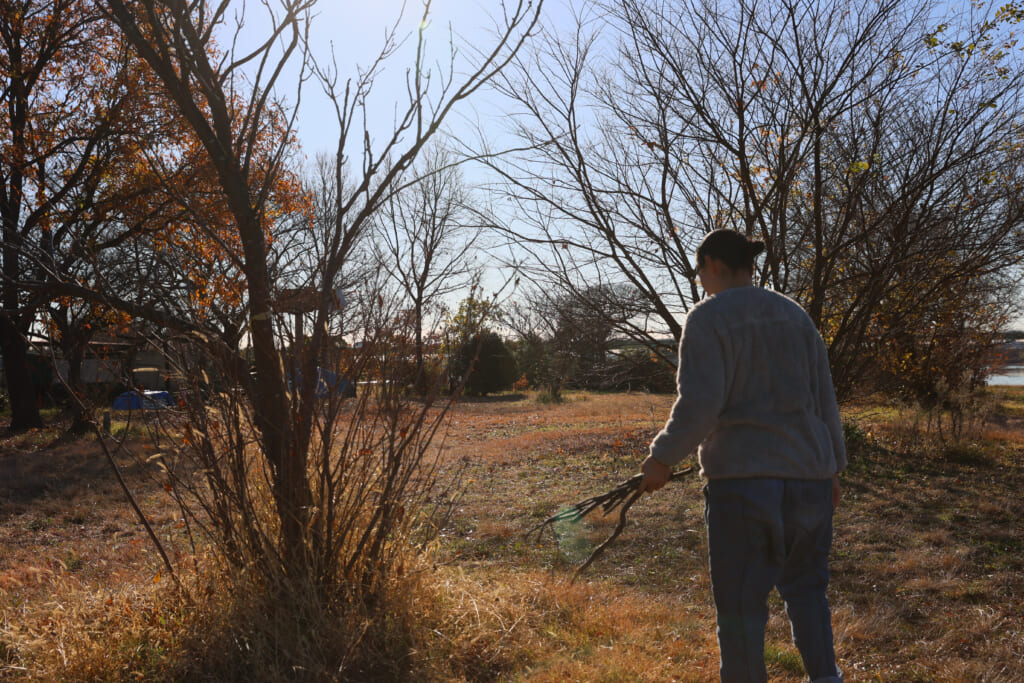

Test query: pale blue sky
[271,0,573,157]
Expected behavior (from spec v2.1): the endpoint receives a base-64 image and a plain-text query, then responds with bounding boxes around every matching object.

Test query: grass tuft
[764,643,804,676]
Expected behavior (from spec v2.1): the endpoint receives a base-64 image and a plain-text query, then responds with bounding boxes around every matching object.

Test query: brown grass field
[1,388,1023,681]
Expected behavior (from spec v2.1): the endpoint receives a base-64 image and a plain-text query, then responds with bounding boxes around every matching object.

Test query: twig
[91,421,181,590]
[528,465,695,580]
[42,341,180,589]
[571,485,644,582]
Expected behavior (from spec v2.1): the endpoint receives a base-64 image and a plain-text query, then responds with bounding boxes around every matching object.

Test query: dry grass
[2,388,1024,680]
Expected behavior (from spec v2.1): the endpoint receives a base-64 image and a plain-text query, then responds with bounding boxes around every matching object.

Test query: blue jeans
[704,478,841,683]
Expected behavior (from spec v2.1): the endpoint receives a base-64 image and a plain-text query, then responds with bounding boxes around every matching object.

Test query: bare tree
[92,0,543,613]
[371,141,483,390]
[481,0,1024,398]
[507,283,647,396]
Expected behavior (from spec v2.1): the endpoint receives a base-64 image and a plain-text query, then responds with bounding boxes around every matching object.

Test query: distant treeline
[997,339,1024,365]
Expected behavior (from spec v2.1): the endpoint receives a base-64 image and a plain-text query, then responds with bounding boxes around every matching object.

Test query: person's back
[652,285,845,480]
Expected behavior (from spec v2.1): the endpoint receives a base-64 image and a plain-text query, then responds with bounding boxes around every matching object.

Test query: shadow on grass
[0,431,157,522]
[455,392,529,404]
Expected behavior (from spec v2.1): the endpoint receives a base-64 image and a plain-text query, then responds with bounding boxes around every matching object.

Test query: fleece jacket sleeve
[648,311,725,468]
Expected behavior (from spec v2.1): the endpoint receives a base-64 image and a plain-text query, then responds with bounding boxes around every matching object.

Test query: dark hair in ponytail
[696,229,766,272]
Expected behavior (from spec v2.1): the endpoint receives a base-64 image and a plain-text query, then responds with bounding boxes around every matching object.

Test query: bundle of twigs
[528,465,695,582]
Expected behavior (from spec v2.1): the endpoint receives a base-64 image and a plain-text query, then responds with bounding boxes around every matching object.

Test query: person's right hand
[638,455,672,494]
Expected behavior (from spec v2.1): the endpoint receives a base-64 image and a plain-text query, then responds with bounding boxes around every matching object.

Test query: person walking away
[639,228,846,682]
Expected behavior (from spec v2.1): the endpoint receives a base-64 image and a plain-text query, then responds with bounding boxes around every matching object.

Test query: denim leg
[704,479,786,683]
[777,479,841,682]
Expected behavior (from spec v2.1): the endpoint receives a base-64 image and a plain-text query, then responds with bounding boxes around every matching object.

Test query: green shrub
[453,332,520,396]
[842,420,871,454]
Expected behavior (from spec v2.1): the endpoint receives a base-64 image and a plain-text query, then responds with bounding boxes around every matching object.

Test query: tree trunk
[231,186,312,579]
[248,310,311,577]
[0,321,43,432]
[414,299,426,394]
[65,334,89,434]
[808,129,826,328]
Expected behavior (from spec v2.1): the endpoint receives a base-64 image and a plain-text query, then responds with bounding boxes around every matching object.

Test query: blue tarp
[112,390,174,410]
[289,367,356,398]
[314,367,355,398]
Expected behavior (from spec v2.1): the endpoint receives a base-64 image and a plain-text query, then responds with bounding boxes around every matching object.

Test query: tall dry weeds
[57,298,471,679]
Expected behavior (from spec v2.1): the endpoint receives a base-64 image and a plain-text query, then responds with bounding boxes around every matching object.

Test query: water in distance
[988,365,1024,386]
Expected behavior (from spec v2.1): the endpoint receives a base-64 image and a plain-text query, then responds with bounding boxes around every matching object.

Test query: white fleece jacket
[649,286,847,480]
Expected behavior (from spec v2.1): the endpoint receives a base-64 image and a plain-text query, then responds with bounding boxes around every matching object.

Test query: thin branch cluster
[529,465,695,581]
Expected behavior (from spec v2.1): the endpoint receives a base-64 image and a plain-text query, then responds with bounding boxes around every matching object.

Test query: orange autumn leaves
[2,0,309,327]
[102,12,309,323]
[146,114,308,319]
